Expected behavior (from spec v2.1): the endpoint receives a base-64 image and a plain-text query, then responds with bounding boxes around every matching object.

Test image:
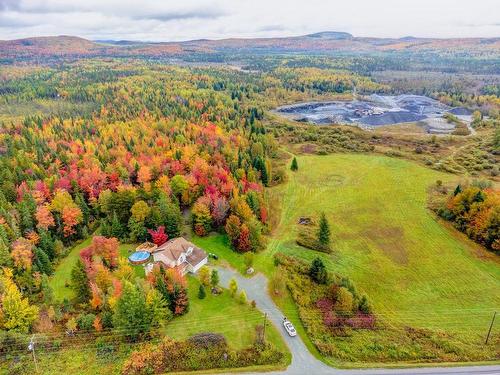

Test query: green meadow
[265,154,500,335]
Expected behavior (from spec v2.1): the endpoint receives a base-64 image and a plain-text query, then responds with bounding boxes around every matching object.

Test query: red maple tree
[148,226,168,246]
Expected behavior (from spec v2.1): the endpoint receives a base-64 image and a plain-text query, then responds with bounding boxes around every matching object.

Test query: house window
[186,246,193,255]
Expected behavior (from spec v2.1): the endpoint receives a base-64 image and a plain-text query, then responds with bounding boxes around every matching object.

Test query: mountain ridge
[1,32,499,60]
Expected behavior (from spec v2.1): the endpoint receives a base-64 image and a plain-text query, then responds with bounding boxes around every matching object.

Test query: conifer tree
[309,257,328,284]
[0,237,12,267]
[113,281,151,340]
[198,284,206,299]
[71,259,91,304]
[290,157,298,171]
[318,213,331,249]
[210,269,219,288]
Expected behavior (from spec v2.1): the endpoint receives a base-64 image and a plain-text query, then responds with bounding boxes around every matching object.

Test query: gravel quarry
[275,94,472,134]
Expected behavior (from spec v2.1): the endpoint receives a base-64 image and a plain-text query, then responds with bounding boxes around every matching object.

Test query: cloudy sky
[0,0,499,41]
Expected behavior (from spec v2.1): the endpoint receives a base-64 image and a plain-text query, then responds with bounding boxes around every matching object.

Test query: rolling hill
[1,32,499,61]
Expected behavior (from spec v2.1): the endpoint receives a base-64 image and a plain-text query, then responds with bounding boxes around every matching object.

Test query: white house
[143,237,208,275]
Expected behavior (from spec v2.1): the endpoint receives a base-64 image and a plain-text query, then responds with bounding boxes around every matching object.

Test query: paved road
[216,267,500,375]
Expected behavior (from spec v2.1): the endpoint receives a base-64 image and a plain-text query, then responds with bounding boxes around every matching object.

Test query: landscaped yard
[164,275,289,356]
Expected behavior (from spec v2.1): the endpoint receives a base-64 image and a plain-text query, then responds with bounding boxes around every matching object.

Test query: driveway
[215,267,500,375]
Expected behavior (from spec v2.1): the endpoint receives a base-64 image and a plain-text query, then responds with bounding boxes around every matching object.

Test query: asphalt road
[216,267,500,375]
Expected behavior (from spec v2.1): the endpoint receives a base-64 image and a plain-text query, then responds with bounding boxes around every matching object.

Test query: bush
[122,335,283,374]
[198,285,206,299]
[77,313,96,331]
[187,332,227,349]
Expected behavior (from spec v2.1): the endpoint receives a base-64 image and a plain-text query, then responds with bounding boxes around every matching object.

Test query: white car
[283,320,297,337]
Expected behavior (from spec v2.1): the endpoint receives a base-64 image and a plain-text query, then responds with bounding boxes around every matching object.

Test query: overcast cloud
[0,0,498,41]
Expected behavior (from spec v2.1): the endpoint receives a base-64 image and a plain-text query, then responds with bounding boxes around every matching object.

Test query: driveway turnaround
[215,267,500,375]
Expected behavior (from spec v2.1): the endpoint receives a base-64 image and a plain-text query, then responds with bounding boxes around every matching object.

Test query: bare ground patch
[365,225,408,265]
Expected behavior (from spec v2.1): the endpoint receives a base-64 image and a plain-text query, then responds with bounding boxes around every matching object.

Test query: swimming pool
[128,251,151,265]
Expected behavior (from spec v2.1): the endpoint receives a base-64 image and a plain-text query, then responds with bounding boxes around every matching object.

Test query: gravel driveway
[215,267,500,375]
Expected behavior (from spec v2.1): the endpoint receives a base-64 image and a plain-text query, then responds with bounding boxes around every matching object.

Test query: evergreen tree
[19,200,34,234]
[453,184,462,196]
[38,230,56,260]
[246,191,260,216]
[0,237,12,267]
[75,193,91,226]
[318,213,331,249]
[158,194,182,238]
[309,257,328,284]
[40,274,54,306]
[198,284,206,299]
[35,248,53,275]
[110,211,125,239]
[290,157,298,171]
[260,161,269,186]
[358,295,371,314]
[128,217,148,242]
[113,281,151,340]
[210,269,219,288]
[71,259,91,304]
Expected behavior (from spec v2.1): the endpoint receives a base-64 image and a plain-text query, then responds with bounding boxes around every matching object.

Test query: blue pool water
[128,251,150,263]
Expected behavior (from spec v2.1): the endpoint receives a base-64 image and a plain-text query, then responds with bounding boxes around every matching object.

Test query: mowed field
[264,154,500,337]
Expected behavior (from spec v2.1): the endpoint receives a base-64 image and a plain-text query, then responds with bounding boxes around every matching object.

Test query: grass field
[49,237,92,302]
[264,153,500,338]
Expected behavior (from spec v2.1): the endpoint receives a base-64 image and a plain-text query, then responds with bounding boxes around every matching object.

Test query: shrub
[238,290,248,304]
[198,285,206,299]
[309,257,328,284]
[122,335,283,374]
[334,287,354,316]
[77,313,96,331]
[188,332,227,349]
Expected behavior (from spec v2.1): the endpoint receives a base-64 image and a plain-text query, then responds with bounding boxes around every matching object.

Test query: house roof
[153,237,206,266]
[186,249,207,267]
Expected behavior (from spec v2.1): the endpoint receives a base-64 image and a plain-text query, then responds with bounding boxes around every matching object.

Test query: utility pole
[28,334,39,373]
[485,311,497,345]
[262,313,267,343]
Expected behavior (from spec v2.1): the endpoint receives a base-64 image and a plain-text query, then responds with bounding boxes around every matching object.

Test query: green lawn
[49,237,92,302]
[265,154,500,336]
[191,234,247,273]
[50,240,144,302]
[163,275,289,358]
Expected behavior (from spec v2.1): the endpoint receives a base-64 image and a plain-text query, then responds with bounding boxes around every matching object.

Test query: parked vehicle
[283,318,297,337]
